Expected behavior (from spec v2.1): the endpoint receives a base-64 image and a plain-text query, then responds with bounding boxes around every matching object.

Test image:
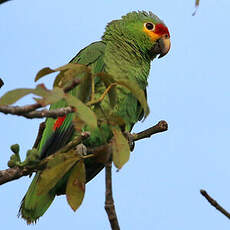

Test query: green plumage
[19,11,169,223]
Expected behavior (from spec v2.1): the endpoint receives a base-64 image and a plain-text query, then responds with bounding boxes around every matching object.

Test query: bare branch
[0,105,74,119]
[132,120,168,141]
[0,104,42,115]
[200,189,230,219]
[23,106,74,119]
[105,161,120,230]
[0,167,31,185]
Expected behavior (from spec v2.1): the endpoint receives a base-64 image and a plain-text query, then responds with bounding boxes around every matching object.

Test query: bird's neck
[103,33,151,90]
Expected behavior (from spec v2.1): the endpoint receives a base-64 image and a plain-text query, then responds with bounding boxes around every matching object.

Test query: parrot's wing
[39,41,106,159]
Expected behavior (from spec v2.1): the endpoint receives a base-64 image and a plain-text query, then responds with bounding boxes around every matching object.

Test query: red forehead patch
[155,24,170,37]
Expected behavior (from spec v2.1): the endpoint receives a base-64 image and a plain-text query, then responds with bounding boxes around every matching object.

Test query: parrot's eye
[144,22,155,31]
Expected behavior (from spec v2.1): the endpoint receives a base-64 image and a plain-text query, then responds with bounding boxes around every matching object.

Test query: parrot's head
[103,11,171,60]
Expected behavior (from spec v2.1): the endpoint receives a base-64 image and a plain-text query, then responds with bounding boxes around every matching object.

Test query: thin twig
[132,120,168,141]
[105,161,120,230]
[23,106,74,119]
[200,189,230,219]
[0,106,74,119]
[0,104,42,115]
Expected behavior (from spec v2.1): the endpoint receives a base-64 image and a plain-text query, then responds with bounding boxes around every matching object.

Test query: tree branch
[132,120,168,141]
[0,120,168,186]
[0,167,31,185]
[200,189,230,219]
[0,105,74,119]
[105,160,120,230]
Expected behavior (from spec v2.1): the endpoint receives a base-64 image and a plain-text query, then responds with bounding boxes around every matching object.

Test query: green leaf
[66,160,85,211]
[65,94,97,129]
[111,126,130,169]
[35,64,91,89]
[35,67,56,82]
[116,80,149,118]
[0,84,53,106]
[33,84,50,97]
[0,88,34,105]
[37,150,81,195]
[35,87,65,106]
[54,63,90,88]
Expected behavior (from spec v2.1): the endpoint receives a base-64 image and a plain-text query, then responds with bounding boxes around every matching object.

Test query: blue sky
[1,0,230,229]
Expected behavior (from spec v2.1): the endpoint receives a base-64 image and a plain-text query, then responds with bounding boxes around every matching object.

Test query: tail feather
[18,173,55,224]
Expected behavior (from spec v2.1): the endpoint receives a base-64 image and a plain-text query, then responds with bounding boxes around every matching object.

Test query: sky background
[1,0,230,229]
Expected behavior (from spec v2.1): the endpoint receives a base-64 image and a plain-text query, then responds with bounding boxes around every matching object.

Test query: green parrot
[19,11,170,224]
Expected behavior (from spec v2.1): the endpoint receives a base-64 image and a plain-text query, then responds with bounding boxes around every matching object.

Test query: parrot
[19,11,171,224]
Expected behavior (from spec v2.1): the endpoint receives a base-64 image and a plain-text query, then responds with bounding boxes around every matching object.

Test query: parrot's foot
[75,144,87,156]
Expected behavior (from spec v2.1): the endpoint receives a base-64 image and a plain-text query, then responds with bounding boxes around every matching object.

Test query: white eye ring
[144,22,155,31]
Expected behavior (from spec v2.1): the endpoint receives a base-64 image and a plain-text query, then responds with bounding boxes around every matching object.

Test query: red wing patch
[53,115,66,130]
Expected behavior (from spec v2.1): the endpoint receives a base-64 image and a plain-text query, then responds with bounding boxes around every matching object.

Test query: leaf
[54,64,90,88]
[111,126,130,169]
[66,160,85,211]
[0,84,50,106]
[35,64,91,89]
[35,87,65,106]
[65,94,97,129]
[37,150,81,195]
[116,80,149,118]
[33,84,50,97]
[0,88,34,105]
[35,67,56,82]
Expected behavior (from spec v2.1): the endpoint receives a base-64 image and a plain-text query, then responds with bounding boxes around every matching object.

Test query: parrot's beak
[151,34,171,59]
[157,35,171,58]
